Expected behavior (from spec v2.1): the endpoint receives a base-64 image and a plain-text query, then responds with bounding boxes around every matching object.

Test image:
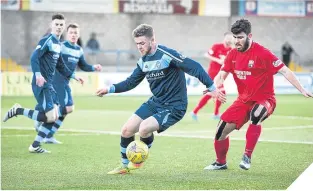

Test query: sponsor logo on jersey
[248,60,254,68]
[146,70,165,80]
[273,60,283,67]
[156,61,161,68]
[234,70,251,80]
[68,57,79,63]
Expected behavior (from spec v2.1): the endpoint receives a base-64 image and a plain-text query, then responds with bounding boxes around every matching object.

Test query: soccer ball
[126,140,149,164]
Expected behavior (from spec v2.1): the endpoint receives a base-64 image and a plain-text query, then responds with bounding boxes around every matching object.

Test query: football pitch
[1,95,313,190]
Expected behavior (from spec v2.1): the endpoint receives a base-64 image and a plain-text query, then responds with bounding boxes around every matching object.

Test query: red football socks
[193,95,211,114]
[245,124,262,158]
[214,137,229,164]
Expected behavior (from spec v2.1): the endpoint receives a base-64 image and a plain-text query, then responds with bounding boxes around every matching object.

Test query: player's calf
[3,103,48,123]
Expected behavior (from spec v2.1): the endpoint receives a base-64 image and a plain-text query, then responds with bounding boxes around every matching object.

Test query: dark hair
[67,23,79,31]
[231,19,251,35]
[224,31,232,36]
[132,24,154,38]
[52,13,65,21]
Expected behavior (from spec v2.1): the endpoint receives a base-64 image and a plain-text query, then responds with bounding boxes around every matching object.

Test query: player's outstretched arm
[204,52,224,65]
[96,65,145,97]
[78,53,102,72]
[175,56,226,103]
[278,65,313,98]
[57,55,84,85]
[214,70,229,88]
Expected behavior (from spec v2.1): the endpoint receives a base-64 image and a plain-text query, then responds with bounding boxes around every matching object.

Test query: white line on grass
[2,126,313,145]
[1,108,312,120]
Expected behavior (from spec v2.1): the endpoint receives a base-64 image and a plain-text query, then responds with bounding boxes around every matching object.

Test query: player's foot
[107,165,130,175]
[3,103,21,122]
[239,154,251,170]
[34,121,43,132]
[43,137,62,144]
[204,161,228,170]
[128,162,143,170]
[28,145,51,154]
[190,112,198,121]
[212,114,220,120]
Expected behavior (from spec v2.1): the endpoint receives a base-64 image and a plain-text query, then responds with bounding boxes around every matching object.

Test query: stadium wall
[2,72,312,96]
[2,10,313,68]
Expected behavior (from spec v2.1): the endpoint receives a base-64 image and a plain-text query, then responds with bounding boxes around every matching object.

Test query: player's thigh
[63,84,74,113]
[123,101,156,136]
[253,98,277,123]
[54,84,67,107]
[121,114,144,137]
[33,87,55,112]
[138,116,159,136]
[221,100,251,130]
[153,105,187,133]
[64,84,74,107]
[215,120,237,140]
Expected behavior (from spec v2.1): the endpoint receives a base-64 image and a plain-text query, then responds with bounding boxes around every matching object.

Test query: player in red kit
[191,32,233,121]
[204,19,313,171]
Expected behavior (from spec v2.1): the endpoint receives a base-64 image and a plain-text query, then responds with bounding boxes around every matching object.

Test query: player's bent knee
[215,121,236,140]
[215,120,227,140]
[66,105,74,114]
[138,126,149,137]
[121,124,137,137]
[46,109,57,123]
[250,104,268,125]
[138,118,158,137]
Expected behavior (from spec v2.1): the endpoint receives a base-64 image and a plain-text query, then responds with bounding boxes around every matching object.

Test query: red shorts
[221,98,276,129]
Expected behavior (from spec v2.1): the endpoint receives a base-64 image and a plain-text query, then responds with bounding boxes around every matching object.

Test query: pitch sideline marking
[2,126,313,145]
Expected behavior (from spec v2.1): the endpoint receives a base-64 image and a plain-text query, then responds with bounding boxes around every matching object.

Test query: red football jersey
[222,41,284,103]
[208,43,232,74]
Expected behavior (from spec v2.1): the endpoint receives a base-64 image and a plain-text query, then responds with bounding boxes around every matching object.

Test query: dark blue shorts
[32,85,59,112]
[54,83,74,107]
[135,100,187,133]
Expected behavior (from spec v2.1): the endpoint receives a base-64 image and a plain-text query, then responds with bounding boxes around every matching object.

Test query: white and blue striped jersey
[53,41,95,85]
[30,34,73,89]
[110,45,215,106]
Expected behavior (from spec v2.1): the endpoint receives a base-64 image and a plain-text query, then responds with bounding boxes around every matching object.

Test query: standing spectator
[86,32,100,64]
[281,42,294,68]
[86,32,100,53]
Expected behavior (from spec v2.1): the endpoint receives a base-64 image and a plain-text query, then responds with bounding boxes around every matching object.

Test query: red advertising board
[119,0,199,15]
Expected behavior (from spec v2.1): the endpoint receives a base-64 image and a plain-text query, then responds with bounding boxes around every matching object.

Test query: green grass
[1,95,313,190]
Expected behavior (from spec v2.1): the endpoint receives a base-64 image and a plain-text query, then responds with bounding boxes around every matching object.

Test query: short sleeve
[208,44,218,56]
[221,50,233,73]
[264,49,284,74]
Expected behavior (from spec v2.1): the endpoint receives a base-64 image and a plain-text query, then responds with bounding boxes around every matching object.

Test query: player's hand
[74,76,84,85]
[93,64,102,72]
[301,89,313,98]
[96,87,109,97]
[218,55,226,65]
[36,75,46,87]
[204,88,226,103]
